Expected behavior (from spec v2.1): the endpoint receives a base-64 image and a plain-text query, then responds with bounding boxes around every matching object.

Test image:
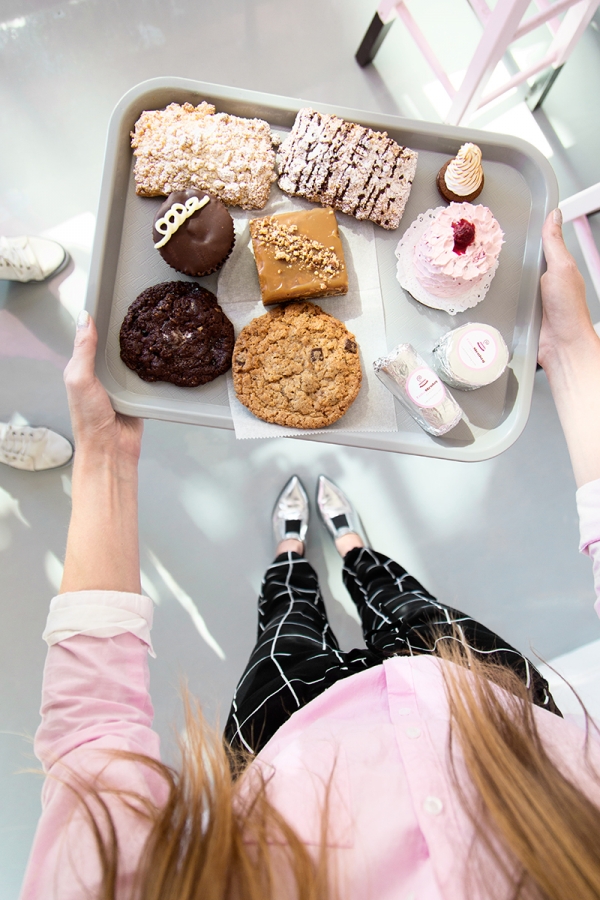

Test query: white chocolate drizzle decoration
[444,144,483,197]
[154,195,210,248]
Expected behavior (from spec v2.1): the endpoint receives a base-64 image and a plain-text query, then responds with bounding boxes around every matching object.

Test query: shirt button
[405,726,421,739]
[398,707,411,716]
[423,796,443,816]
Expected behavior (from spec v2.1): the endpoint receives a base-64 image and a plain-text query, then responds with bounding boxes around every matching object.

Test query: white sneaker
[0,236,67,282]
[0,423,73,471]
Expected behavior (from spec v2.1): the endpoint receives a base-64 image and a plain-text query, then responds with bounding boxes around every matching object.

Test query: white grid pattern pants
[224,548,559,755]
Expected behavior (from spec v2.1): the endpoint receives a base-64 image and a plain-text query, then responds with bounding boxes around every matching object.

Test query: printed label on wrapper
[406,368,446,408]
[458,330,497,370]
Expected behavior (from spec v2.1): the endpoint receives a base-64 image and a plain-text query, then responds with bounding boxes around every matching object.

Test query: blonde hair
[72,692,331,900]
[439,641,600,900]
[71,650,600,900]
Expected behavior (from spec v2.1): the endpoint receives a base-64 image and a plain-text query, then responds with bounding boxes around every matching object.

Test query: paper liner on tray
[395,207,499,316]
[217,195,398,439]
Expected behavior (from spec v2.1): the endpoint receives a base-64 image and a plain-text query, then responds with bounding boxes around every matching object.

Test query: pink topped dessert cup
[395,202,504,315]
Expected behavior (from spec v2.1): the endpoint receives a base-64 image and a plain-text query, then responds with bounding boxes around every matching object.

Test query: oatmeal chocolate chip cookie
[232,302,362,429]
[119,281,234,387]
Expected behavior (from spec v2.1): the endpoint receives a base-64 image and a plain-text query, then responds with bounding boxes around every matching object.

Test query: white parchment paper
[217,194,398,439]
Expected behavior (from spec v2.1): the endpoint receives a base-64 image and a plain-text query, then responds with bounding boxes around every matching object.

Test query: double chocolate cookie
[232,302,362,429]
[119,281,234,387]
[153,189,235,276]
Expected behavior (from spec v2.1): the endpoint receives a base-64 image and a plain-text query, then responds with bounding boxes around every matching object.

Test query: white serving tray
[87,77,558,461]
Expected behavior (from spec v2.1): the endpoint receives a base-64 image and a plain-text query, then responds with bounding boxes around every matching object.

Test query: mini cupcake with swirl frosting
[437,143,484,203]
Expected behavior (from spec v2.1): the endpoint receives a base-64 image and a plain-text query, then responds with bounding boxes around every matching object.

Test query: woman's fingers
[541,209,587,299]
[63,311,144,459]
[63,310,98,396]
[541,208,568,266]
[541,208,581,279]
[63,311,115,442]
[538,210,594,368]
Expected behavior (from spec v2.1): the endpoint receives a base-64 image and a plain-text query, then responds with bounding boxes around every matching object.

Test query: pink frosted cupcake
[396,202,504,315]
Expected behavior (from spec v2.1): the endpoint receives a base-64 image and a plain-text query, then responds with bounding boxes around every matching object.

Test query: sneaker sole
[42,249,70,282]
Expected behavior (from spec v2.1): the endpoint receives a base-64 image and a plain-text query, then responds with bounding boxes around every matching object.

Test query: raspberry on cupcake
[152,188,235,276]
[437,143,484,203]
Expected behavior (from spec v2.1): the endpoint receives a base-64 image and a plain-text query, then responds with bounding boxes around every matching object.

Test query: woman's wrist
[73,443,140,466]
[61,449,141,595]
[539,323,600,378]
[542,328,600,488]
[71,442,141,481]
[59,316,144,594]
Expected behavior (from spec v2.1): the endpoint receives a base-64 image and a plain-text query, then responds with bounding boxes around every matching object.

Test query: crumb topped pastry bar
[131,102,278,209]
[277,108,418,229]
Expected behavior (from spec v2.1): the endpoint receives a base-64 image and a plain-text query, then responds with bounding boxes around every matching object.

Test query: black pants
[224,548,559,755]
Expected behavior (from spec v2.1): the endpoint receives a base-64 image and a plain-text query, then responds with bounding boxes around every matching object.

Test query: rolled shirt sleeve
[20,592,164,900]
[42,590,155,656]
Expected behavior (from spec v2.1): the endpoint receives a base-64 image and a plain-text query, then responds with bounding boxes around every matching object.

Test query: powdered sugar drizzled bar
[277,108,418,230]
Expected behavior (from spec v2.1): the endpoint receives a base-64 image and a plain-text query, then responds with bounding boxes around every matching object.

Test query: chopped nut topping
[252,218,343,281]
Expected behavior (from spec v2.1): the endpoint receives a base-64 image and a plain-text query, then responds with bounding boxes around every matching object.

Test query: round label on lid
[458,330,497,370]
[406,367,446,408]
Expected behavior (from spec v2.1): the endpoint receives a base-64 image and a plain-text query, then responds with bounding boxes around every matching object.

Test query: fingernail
[553,208,563,226]
[77,309,90,329]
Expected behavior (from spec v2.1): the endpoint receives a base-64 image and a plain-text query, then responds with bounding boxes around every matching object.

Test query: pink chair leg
[446,0,531,124]
[394,2,455,97]
[532,0,563,35]
[572,216,600,302]
[550,0,600,66]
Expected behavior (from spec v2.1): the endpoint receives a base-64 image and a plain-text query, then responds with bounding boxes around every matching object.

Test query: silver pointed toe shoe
[316,475,368,544]
[272,475,309,544]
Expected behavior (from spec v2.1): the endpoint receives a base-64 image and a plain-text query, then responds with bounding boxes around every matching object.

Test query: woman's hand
[63,310,143,464]
[539,209,595,371]
[538,210,600,488]
[60,311,143,594]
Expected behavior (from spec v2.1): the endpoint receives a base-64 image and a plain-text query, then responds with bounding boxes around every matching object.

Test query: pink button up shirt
[19,479,600,900]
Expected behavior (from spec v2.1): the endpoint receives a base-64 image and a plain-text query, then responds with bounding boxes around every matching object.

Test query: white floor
[2,2,600,895]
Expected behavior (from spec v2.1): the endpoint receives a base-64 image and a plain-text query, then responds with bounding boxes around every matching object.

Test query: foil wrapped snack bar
[373,343,463,436]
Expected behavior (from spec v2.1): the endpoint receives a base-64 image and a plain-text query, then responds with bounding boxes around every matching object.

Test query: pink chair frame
[375,0,600,124]
[560,183,600,302]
